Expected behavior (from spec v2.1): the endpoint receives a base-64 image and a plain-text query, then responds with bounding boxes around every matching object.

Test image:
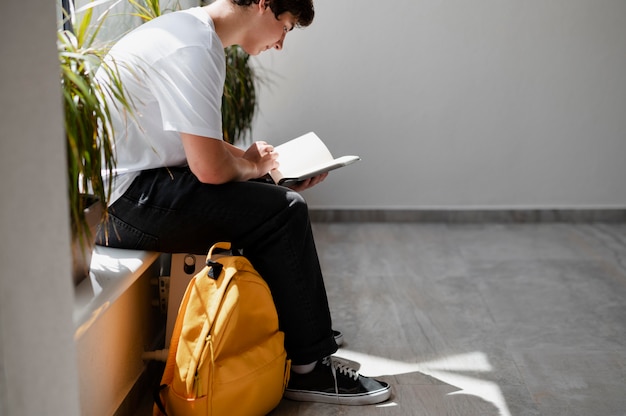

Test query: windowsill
[73,246,160,340]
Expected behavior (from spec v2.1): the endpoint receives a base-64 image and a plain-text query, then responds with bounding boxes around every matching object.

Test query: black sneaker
[284,356,391,405]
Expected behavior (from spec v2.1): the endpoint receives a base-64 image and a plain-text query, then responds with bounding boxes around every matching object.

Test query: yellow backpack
[154,242,290,416]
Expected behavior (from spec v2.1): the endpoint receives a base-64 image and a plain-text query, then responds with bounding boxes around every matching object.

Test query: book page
[269,132,360,185]
[276,132,333,174]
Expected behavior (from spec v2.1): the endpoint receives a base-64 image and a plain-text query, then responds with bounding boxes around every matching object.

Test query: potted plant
[59,1,134,284]
[60,0,259,283]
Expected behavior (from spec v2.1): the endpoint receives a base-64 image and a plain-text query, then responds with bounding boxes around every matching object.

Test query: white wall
[252,0,626,210]
[0,1,80,415]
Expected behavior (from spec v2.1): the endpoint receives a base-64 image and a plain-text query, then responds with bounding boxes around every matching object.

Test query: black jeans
[96,167,338,364]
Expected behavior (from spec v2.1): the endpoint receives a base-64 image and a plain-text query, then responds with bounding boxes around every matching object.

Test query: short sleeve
[150,45,225,139]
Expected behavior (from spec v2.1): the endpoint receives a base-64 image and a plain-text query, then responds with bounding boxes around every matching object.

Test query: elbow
[189,163,235,185]
[192,169,230,185]
[186,149,251,184]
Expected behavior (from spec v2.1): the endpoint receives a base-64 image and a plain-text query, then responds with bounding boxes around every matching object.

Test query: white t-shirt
[100,7,225,204]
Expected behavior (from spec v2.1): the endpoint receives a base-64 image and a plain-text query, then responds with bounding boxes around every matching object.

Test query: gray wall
[252,0,626,210]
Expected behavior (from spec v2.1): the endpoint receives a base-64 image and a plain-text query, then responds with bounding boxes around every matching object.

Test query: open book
[267,132,360,185]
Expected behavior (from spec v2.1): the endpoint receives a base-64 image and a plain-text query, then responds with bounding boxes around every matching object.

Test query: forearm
[221,153,263,182]
[181,133,276,184]
[192,144,261,184]
[223,141,245,158]
[214,142,259,182]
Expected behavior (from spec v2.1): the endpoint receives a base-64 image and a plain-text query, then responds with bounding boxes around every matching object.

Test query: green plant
[59,1,133,248]
[127,0,166,21]
[222,45,257,144]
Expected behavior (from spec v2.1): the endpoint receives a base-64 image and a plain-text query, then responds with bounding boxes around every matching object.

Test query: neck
[204,0,251,48]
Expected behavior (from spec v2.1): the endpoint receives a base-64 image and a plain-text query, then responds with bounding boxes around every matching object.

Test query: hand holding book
[266,132,360,186]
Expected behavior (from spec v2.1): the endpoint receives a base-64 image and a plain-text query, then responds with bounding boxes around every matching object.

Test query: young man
[96,0,391,406]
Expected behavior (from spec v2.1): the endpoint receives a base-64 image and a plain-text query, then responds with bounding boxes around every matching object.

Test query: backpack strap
[160,242,232,385]
[152,385,168,416]
[155,264,197,416]
[206,242,232,261]
[153,270,192,415]
[180,244,237,395]
[156,242,237,413]
[159,275,192,385]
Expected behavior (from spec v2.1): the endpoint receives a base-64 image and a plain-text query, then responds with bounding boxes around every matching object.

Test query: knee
[286,190,308,209]
[285,190,310,219]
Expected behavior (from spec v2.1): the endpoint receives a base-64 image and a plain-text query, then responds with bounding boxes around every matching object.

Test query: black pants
[96,167,338,364]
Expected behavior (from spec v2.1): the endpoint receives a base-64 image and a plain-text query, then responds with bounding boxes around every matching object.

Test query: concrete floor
[269,222,626,416]
[137,221,626,415]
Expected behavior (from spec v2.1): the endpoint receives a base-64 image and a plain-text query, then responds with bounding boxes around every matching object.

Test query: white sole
[284,384,391,406]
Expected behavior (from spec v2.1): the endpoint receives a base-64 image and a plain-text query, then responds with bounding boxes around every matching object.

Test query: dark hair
[233,0,314,27]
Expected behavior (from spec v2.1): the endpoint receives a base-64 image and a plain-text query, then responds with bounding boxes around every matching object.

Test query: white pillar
[0,1,81,415]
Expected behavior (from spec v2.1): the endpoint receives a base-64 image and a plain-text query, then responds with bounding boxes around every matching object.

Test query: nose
[274,31,287,50]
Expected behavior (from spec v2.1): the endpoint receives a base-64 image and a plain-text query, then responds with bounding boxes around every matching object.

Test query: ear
[258,0,270,13]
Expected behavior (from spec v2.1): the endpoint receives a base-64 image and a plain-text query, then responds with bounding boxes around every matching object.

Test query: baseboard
[309,209,626,223]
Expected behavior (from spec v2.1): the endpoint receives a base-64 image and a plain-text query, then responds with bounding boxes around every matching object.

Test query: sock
[291,360,317,374]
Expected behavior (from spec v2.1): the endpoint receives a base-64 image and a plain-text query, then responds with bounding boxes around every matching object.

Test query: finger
[310,173,327,186]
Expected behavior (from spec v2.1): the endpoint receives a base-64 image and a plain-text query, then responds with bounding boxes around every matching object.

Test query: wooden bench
[74,246,161,416]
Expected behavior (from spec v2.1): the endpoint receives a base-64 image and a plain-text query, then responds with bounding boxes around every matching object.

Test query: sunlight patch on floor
[335,349,511,416]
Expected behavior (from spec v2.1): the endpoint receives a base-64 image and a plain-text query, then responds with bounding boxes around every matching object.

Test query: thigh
[100,167,300,253]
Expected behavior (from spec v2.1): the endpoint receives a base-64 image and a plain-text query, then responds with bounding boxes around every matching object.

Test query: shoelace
[322,356,360,382]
